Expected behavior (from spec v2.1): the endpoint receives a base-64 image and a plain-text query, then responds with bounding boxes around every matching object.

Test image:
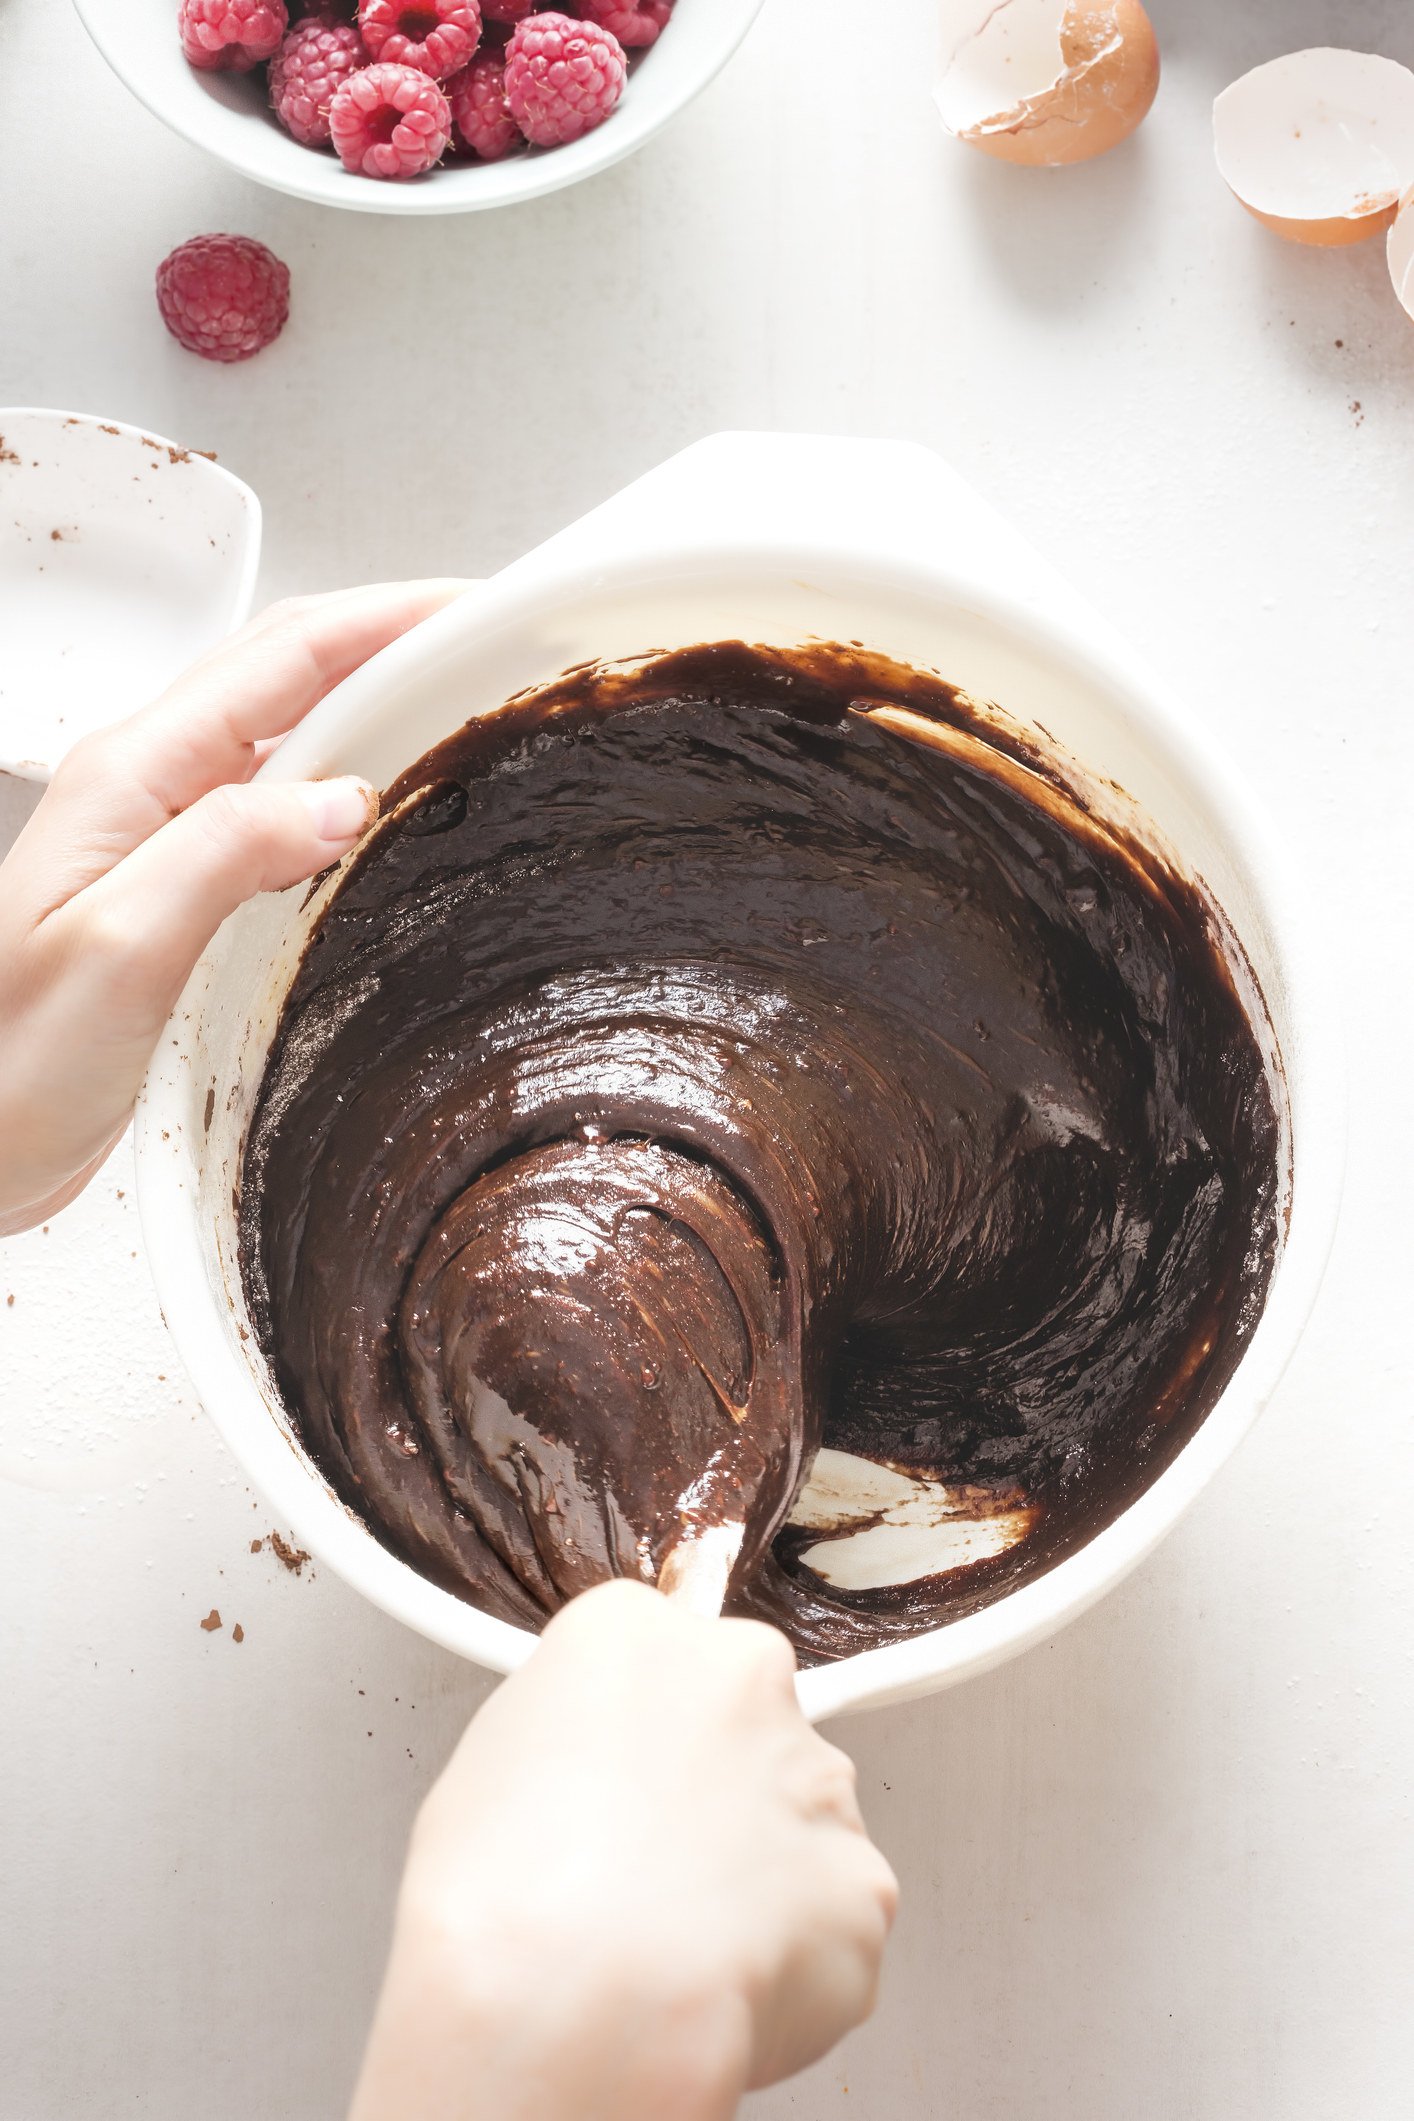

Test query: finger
[793,1737,868,1835]
[73,774,378,1009]
[746,1842,898,2090]
[10,580,469,925]
[710,1614,801,1700]
[0,775,377,1208]
[140,578,473,757]
[746,1925,890,2091]
[539,1577,669,1654]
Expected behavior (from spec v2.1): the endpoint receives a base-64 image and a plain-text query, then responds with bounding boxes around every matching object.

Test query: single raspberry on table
[179,0,288,70]
[357,0,481,79]
[577,0,672,50]
[270,18,368,144]
[504,12,626,148]
[155,235,290,362]
[448,48,519,159]
[329,61,452,176]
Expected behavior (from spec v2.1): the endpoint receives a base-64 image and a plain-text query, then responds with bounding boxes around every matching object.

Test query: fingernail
[298,777,376,843]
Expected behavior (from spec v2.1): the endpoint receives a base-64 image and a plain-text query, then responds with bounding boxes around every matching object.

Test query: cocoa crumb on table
[269,1531,311,1574]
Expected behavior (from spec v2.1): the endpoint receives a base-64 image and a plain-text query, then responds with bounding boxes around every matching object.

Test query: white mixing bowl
[74,0,765,216]
[134,433,1343,1719]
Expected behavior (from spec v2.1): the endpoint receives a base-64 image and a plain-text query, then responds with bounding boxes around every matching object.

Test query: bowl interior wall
[155,559,1304,1709]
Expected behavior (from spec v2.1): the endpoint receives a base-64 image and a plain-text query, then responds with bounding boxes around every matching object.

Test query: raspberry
[155,235,290,363]
[357,0,480,80]
[270,18,367,145]
[329,61,452,176]
[447,50,520,159]
[577,0,672,50]
[504,12,626,149]
[179,0,288,70]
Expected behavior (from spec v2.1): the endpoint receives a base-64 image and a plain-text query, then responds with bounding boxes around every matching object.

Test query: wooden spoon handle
[657,1523,745,1618]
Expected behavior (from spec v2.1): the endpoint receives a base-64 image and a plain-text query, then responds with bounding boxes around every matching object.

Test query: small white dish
[136,433,1344,1720]
[73,0,765,217]
[0,409,261,783]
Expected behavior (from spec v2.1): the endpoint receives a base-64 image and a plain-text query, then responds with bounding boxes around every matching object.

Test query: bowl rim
[72,0,767,216]
[134,506,1345,1722]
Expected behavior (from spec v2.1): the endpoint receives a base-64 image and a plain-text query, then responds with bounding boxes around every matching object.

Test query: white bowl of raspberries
[74,0,764,213]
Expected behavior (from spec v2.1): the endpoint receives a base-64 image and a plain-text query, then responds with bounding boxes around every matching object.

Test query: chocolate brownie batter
[239,643,1281,1663]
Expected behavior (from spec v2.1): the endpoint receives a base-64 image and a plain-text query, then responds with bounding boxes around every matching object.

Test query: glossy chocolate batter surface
[239,643,1281,1662]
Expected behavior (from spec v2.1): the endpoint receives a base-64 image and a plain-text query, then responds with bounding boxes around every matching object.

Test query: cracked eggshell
[934,0,1159,168]
[1214,48,1414,248]
[1387,187,1414,320]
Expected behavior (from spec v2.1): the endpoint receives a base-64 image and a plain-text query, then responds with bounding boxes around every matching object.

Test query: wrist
[351,1901,750,2121]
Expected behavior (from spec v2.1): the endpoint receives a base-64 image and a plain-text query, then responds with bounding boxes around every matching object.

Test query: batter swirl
[239,643,1281,1662]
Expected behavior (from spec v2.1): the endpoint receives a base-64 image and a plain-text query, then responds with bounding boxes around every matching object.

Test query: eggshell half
[935,0,1159,168]
[1387,186,1414,319]
[1214,48,1414,247]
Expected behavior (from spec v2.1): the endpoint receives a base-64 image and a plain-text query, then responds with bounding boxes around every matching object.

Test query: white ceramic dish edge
[134,434,1345,1720]
[0,407,261,781]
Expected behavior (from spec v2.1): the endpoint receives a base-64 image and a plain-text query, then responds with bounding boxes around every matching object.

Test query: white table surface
[2,1,1411,2114]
